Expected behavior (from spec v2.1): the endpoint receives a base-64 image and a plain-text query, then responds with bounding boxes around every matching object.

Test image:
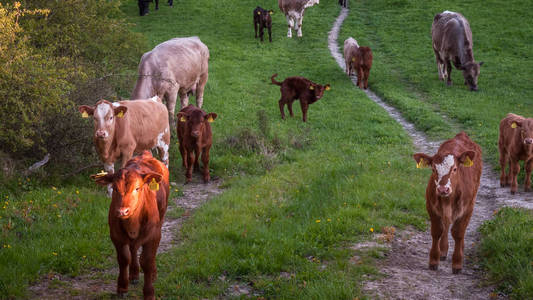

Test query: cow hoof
[440,256,447,261]
[446,81,452,86]
[511,190,516,195]
[429,264,438,271]
[117,292,128,298]
[452,268,462,274]
[130,279,139,285]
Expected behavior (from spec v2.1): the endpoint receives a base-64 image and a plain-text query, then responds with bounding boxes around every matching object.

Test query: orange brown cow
[92,151,169,300]
[498,113,533,194]
[352,46,373,89]
[413,132,482,274]
[177,105,217,183]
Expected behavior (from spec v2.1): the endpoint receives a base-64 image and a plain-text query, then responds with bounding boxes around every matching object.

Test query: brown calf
[79,97,170,196]
[352,46,373,89]
[343,37,359,76]
[177,105,217,183]
[254,6,273,42]
[271,73,330,122]
[413,132,482,274]
[499,113,533,194]
[92,151,169,300]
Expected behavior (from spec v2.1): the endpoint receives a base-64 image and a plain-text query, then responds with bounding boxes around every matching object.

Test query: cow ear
[114,106,127,118]
[325,84,331,91]
[78,105,94,118]
[413,153,432,169]
[458,151,476,167]
[90,172,114,186]
[206,113,218,123]
[143,172,163,191]
[177,112,188,122]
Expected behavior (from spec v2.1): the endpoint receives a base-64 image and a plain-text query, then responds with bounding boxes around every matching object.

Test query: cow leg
[428,215,443,270]
[186,149,195,183]
[179,143,186,168]
[201,146,211,183]
[268,25,272,42]
[259,24,264,42]
[168,0,172,6]
[525,159,533,192]
[364,67,370,89]
[434,49,444,81]
[446,60,453,86]
[196,73,208,108]
[499,149,509,187]
[166,89,178,131]
[439,222,450,261]
[286,16,293,38]
[193,147,200,172]
[129,244,140,284]
[254,20,258,38]
[357,67,364,89]
[297,16,303,37]
[287,101,295,117]
[104,162,115,197]
[451,212,472,274]
[279,99,286,120]
[510,159,520,194]
[140,240,159,300]
[155,0,159,10]
[300,101,309,122]
[114,243,131,296]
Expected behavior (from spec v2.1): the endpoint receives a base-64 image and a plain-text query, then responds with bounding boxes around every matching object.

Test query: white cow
[278,0,319,38]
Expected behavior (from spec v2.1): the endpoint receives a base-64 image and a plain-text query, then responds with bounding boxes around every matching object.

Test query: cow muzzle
[95,130,108,139]
[524,138,533,145]
[437,185,451,197]
[191,131,200,138]
[117,207,130,218]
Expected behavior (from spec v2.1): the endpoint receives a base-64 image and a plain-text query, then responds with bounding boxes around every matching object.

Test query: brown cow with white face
[79,97,170,196]
[499,113,533,194]
[278,0,319,38]
[432,11,483,91]
[413,132,482,274]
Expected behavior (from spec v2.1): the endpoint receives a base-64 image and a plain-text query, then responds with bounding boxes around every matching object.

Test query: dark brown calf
[270,73,330,122]
[254,6,273,42]
[177,105,217,183]
[92,151,169,300]
[499,113,533,194]
[351,46,373,89]
[413,132,482,274]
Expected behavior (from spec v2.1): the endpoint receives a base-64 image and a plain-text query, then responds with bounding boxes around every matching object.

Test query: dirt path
[328,7,531,300]
[29,176,222,299]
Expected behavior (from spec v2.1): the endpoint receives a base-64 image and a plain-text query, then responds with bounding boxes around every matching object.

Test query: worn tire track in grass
[29,176,222,299]
[329,6,531,300]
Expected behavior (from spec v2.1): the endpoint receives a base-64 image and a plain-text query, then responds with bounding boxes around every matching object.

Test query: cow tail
[270,73,282,86]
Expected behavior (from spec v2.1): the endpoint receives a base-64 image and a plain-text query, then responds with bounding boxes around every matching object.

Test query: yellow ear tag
[93,170,108,178]
[269,11,273,15]
[180,116,187,122]
[81,111,89,118]
[258,11,261,15]
[352,57,356,62]
[416,159,428,169]
[208,116,214,123]
[511,122,517,129]
[149,178,159,191]
[462,156,474,167]
[325,86,331,91]
[117,111,124,118]
[309,86,314,90]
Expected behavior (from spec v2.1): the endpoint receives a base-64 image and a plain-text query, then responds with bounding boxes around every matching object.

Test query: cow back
[432,11,474,65]
[344,37,359,63]
[500,113,527,156]
[279,0,318,13]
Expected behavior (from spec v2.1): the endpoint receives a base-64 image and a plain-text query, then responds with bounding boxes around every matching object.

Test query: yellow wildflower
[52,186,57,191]
[370,227,374,232]
[76,190,79,195]
[315,219,321,223]
[327,218,331,222]
[52,252,57,256]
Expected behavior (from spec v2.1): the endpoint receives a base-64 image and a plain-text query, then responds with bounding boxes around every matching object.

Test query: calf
[352,46,373,89]
[177,105,217,183]
[79,97,170,196]
[413,132,482,274]
[271,74,330,122]
[343,37,359,76]
[432,11,483,91]
[254,6,273,42]
[499,113,533,194]
[278,0,319,38]
[92,151,169,300]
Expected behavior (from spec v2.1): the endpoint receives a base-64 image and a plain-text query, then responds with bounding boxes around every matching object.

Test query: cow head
[177,109,217,139]
[413,151,476,197]
[79,100,127,140]
[257,9,273,23]
[461,61,483,91]
[511,119,533,146]
[92,168,163,219]
[308,83,331,100]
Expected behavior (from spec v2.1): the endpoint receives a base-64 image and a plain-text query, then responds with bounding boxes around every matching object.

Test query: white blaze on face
[434,154,455,188]
[94,103,114,138]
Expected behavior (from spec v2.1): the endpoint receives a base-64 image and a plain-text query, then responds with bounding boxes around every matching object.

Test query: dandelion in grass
[75,190,79,195]
[52,252,57,256]
[370,227,374,232]
[315,219,321,223]
[52,186,57,191]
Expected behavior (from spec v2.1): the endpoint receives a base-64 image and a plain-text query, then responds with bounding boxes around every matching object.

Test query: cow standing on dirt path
[254,6,273,42]
[431,11,483,91]
[92,151,169,300]
[131,37,209,130]
[177,105,217,184]
[413,132,482,274]
[278,0,319,38]
[343,37,359,76]
[498,113,533,194]
[353,46,373,90]
[78,97,170,196]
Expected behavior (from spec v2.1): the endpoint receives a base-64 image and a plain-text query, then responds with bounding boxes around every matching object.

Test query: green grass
[479,207,533,299]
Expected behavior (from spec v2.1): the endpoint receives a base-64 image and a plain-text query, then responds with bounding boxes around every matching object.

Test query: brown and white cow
[131,37,209,129]
[343,37,359,76]
[177,105,217,183]
[432,11,483,91]
[278,0,319,38]
[271,73,330,122]
[498,113,533,194]
[79,97,170,196]
[353,46,373,90]
[413,132,482,274]
[92,151,169,300]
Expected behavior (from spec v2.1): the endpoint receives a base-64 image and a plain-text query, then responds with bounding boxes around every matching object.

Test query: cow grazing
[79,97,170,196]
[343,37,359,76]
[413,132,482,274]
[131,37,209,129]
[177,105,217,183]
[352,46,373,89]
[278,0,319,38]
[338,0,347,8]
[432,11,483,91]
[270,74,330,122]
[92,151,169,300]
[254,6,273,42]
[498,113,533,194]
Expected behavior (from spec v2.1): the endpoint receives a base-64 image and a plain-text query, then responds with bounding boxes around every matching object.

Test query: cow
[498,113,533,194]
[254,6,273,42]
[352,46,373,89]
[338,0,347,8]
[343,37,359,76]
[91,151,169,300]
[131,37,209,130]
[278,0,319,38]
[78,97,170,196]
[431,11,483,91]
[270,74,330,122]
[176,105,217,184]
[138,0,158,16]
[413,132,482,274]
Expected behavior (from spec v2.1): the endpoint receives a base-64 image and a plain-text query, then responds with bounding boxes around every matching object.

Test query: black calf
[253,6,273,43]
